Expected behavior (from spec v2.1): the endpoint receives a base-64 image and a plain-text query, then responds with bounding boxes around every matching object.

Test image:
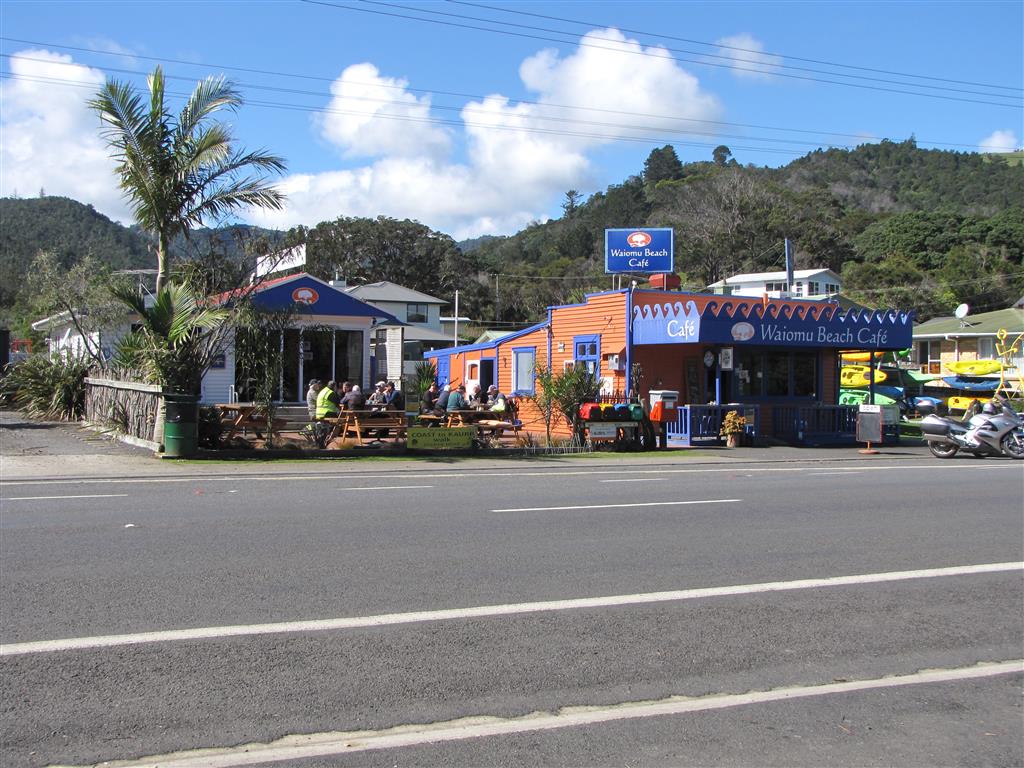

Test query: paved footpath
[0,408,936,481]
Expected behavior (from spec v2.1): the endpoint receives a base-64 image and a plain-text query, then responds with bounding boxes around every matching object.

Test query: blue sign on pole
[605,228,674,274]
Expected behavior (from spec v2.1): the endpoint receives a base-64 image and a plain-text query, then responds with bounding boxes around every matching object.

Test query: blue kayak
[942,376,1000,391]
[842,383,905,399]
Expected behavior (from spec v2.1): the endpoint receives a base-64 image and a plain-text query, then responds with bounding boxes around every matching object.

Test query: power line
[297,0,1022,109]
[1,39,1014,151]
[450,0,1023,93]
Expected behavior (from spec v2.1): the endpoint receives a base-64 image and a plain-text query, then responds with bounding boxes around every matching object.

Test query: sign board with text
[407,427,475,450]
[605,228,674,274]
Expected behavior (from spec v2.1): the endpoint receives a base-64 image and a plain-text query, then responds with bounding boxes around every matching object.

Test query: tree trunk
[156,234,169,293]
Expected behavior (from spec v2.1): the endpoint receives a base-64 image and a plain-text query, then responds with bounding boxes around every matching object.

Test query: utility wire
[298,0,1022,108]
[450,0,1023,93]
[364,0,1012,99]
[1,39,1014,151]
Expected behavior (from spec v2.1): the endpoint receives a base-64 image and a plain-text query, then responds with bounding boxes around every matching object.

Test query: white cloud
[254,28,721,238]
[0,49,129,221]
[316,63,452,161]
[714,33,784,80]
[979,129,1019,153]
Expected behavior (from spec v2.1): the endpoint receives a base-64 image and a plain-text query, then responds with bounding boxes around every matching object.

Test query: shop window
[512,347,536,394]
[573,334,600,376]
[407,303,428,324]
[765,353,790,396]
[793,352,817,397]
[765,282,789,293]
[733,350,763,397]
[917,341,941,374]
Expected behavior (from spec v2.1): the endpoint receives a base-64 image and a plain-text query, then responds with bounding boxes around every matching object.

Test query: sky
[1,0,1021,241]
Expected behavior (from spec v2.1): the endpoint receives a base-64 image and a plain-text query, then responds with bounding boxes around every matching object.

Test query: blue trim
[511,346,537,395]
[573,334,601,378]
[423,320,547,358]
[625,286,633,399]
[547,289,627,312]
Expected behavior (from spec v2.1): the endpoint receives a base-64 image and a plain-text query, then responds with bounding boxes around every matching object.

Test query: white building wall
[200,328,236,404]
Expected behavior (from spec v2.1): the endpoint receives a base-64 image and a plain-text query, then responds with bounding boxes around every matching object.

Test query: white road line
[2,561,1019,657]
[338,485,434,491]
[56,660,1024,768]
[2,462,1019,487]
[808,471,864,476]
[2,493,129,501]
[492,499,741,512]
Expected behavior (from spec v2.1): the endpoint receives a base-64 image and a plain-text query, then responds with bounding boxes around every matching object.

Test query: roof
[707,268,840,288]
[212,273,401,323]
[914,307,1024,338]
[473,329,517,344]
[424,321,547,357]
[397,326,455,343]
[344,281,447,305]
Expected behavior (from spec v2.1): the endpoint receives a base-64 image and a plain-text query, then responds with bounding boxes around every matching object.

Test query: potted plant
[720,410,747,448]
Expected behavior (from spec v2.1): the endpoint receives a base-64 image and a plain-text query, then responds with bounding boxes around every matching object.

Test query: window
[792,352,817,397]
[978,338,995,359]
[764,354,790,396]
[918,341,941,374]
[765,282,789,292]
[512,347,536,394]
[407,303,428,324]
[573,335,600,376]
[807,281,820,295]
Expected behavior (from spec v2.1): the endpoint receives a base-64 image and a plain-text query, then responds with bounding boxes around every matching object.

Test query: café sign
[605,228,674,274]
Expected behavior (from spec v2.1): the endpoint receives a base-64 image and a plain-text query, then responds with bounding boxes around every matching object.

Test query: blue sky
[2,0,1021,240]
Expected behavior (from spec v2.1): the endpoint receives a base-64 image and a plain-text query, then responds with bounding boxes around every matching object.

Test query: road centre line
[2,561,1019,657]
[1,462,1020,487]
[56,660,1024,768]
[338,485,434,491]
[492,499,741,512]
[2,493,129,501]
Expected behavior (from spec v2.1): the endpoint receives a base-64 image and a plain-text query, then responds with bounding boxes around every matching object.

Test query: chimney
[648,273,681,290]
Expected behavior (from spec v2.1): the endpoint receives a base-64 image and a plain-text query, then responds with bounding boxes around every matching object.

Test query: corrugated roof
[707,268,839,288]
[914,307,1024,337]
[344,281,447,305]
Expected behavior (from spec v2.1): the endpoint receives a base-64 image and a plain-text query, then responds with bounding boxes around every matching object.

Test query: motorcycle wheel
[1000,431,1024,460]
[928,441,959,459]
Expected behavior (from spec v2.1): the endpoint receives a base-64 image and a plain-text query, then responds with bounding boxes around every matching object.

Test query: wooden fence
[84,375,163,449]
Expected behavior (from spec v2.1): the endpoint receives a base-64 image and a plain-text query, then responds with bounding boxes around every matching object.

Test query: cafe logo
[626,231,652,248]
[731,322,755,341]
[292,287,319,305]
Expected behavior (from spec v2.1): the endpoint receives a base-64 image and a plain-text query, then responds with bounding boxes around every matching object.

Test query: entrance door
[302,329,333,390]
[480,358,495,392]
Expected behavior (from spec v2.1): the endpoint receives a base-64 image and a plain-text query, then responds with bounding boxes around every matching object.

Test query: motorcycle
[920,397,1024,459]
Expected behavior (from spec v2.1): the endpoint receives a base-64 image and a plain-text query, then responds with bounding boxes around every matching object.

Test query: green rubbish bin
[162,393,199,457]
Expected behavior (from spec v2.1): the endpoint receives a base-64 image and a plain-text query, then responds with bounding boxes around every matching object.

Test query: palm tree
[91,66,286,292]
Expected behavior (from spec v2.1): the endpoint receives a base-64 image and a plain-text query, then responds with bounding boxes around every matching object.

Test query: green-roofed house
[913,299,1024,376]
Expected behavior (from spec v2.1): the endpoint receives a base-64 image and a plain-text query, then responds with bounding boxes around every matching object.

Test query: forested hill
[0,196,151,311]
[2,140,1022,334]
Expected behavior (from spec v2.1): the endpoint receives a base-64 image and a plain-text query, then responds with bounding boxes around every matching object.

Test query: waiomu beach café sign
[631,295,914,350]
[605,228,674,274]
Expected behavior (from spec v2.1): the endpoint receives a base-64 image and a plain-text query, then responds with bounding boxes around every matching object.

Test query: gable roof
[213,273,400,322]
[344,281,447,305]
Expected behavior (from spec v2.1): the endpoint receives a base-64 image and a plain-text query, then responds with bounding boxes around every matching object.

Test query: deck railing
[771,404,900,445]
[666,404,759,446]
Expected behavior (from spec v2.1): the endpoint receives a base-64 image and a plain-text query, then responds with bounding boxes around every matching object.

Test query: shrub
[1,352,91,420]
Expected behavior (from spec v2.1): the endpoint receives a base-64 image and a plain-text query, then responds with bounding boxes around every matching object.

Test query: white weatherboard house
[708,269,842,299]
[341,281,454,377]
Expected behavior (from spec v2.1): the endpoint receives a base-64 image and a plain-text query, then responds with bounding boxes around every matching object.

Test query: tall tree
[643,145,683,185]
[90,66,286,292]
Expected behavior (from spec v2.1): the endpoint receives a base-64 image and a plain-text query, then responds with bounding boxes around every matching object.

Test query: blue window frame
[512,346,536,394]
[573,334,600,376]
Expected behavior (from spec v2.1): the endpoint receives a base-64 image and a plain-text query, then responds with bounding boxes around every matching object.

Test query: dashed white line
[55,660,1024,768]
[492,499,741,512]
[2,561,1018,657]
[2,493,129,501]
[338,485,434,491]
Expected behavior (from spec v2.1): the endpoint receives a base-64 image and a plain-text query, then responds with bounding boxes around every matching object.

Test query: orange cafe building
[425,287,914,443]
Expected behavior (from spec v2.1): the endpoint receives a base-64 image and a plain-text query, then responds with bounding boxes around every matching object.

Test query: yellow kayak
[945,359,1002,376]
[840,365,888,387]
[948,395,990,411]
[840,351,884,363]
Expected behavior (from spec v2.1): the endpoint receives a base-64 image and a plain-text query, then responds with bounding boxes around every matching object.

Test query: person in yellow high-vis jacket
[315,380,341,420]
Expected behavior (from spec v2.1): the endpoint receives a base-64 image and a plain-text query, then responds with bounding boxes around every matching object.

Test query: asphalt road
[2,451,1022,766]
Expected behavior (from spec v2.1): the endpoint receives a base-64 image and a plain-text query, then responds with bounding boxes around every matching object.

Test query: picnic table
[445,409,519,437]
[216,403,285,441]
[323,409,408,446]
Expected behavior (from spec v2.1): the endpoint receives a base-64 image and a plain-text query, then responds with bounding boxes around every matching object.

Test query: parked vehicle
[920,396,1024,459]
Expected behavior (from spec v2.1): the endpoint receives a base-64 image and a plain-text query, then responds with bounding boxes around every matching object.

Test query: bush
[1,352,90,420]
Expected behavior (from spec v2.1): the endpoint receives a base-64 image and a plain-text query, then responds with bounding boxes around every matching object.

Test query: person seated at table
[384,381,405,412]
[367,381,388,411]
[306,379,323,422]
[446,383,469,412]
[315,380,340,420]
[432,384,451,416]
[340,384,365,410]
[486,385,508,415]
[420,382,439,414]
[465,384,482,408]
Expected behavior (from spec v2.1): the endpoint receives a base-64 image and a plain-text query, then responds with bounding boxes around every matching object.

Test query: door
[436,355,450,387]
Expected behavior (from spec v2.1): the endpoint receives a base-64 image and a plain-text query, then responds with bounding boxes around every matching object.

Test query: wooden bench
[475,418,521,438]
[324,411,408,446]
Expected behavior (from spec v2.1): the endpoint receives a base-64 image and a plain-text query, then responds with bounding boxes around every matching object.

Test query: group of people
[420,382,509,416]
[307,379,405,422]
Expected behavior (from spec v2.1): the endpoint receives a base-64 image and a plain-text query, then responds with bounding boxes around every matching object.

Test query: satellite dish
[954,303,970,319]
